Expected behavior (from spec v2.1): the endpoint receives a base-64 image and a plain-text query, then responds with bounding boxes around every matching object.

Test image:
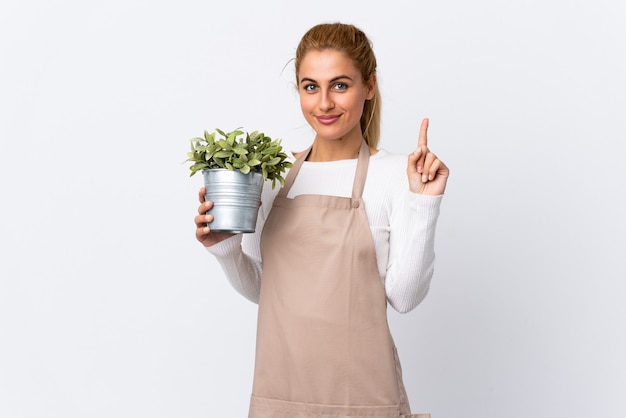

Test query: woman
[195,22,448,418]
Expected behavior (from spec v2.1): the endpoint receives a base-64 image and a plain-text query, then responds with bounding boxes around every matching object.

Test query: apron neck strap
[352,140,370,201]
[278,146,311,198]
[278,141,371,200]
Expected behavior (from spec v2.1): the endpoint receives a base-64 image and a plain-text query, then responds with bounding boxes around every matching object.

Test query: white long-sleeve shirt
[205,149,443,313]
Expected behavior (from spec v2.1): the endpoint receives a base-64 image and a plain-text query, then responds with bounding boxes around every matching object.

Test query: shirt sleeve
[203,181,278,304]
[385,191,443,313]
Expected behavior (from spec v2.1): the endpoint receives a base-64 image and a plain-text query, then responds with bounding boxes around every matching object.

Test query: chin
[315,127,352,142]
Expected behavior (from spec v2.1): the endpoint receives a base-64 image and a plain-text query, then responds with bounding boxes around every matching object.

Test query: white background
[1,1,625,417]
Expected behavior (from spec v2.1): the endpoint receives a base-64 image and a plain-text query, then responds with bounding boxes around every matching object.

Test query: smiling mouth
[316,115,340,125]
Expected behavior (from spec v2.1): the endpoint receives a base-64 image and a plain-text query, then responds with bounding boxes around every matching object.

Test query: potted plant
[186,128,292,233]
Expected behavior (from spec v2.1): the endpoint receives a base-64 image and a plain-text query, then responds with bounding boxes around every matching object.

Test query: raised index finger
[418,118,429,149]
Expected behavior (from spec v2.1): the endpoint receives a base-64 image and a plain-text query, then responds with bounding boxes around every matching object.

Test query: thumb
[407,149,422,176]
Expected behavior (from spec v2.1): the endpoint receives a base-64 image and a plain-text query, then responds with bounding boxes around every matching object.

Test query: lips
[316,114,341,125]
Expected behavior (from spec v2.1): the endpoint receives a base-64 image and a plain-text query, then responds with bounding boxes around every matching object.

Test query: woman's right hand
[195,187,235,247]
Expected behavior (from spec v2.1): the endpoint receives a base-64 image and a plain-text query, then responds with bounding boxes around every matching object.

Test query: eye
[302,83,317,92]
[334,82,348,91]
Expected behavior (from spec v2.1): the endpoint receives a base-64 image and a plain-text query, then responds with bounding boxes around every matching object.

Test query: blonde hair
[295,23,381,148]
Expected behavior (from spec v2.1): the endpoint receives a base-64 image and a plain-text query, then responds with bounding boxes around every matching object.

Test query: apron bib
[250,141,429,418]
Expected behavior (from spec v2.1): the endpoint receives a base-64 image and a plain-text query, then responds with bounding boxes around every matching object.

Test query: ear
[365,73,377,100]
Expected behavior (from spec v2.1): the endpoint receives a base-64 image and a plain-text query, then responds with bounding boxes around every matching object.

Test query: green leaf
[240,164,251,174]
[261,146,279,155]
[233,146,248,155]
[266,157,281,166]
[226,132,236,147]
[214,150,232,158]
[189,162,209,173]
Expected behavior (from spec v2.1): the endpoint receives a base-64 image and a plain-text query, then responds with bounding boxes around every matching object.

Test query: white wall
[1,1,624,417]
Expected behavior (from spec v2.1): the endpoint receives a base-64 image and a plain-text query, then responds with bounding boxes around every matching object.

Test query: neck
[307,137,364,162]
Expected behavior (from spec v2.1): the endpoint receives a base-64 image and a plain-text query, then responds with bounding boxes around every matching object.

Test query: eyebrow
[300,75,354,84]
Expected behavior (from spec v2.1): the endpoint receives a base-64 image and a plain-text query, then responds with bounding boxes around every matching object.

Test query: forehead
[298,49,360,80]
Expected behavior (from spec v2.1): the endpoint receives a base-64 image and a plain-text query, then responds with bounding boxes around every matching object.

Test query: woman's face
[298,49,375,144]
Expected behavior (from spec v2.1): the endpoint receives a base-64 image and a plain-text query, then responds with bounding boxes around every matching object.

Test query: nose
[319,89,334,112]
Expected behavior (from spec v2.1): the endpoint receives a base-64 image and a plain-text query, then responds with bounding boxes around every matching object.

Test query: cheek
[299,94,314,113]
[345,94,366,114]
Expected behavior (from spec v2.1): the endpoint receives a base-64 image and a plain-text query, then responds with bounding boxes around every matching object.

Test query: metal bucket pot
[202,169,264,233]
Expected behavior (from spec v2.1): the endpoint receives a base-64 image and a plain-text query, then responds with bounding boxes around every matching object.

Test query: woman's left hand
[407,118,449,195]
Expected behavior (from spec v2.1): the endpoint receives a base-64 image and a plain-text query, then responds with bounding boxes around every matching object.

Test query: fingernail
[422,174,428,182]
[417,165,423,173]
